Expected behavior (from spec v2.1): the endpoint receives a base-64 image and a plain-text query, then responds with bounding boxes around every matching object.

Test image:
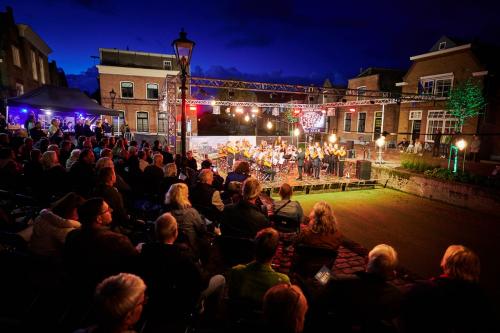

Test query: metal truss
[161,75,179,150]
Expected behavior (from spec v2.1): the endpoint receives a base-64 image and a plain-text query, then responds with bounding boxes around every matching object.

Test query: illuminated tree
[446,78,486,129]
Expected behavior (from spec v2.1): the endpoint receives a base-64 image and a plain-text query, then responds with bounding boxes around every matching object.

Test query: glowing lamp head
[293,109,301,116]
[210,100,216,106]
[236,107,244,114]
[266,121,273,129]
[456,139,467,151]
[329,134,337,143]
[244,114,250,122]
[376,136,385,147]
[349,108,356,112]
[294,128,300,136]
[189,105,197,111]
[251,107,259,113]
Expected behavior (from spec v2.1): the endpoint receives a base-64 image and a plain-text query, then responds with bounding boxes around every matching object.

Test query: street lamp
[375,136,385,164]
[329,133,337,143]
[266,121,273,130]
[172,29,195,158]
[457,139,467,173]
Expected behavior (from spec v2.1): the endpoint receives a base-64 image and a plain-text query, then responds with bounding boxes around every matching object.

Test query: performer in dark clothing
[296,148,305,180]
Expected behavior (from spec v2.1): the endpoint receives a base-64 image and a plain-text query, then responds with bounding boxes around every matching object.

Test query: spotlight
[244,114,250,122]
[210,100,216,106]
[236,107,244,114]
[266,121,273,129]
[251,107,259,113]
[329,134,337,143]
[294,128,300,136]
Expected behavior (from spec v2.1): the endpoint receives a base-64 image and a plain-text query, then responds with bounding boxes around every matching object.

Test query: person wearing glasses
[64,198,138,291]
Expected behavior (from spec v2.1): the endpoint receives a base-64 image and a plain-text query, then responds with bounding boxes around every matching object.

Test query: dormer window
[163,60,172,70]
[438,42,446,50]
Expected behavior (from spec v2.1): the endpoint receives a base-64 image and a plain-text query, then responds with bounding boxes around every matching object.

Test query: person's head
[47,144,60,156]
[263,284,308,333]
[94,273,146,331]
[96,156,114,171]
[69,149,81,161]
[201,159,212,170]
[187,150,193,159]
[255,227,280,263]
[198,169,214,185]
[153,153,163,167]
[98,167,116,186]
[137,150,146,161]
[79,148,95,164]
[234,160,250,174]
[153,140,160,147]
[77,198,113,228]
[309,201,338,234]
[165,183,191,209]
[23,137,33,146]
[155,213,178,244]
[34,121,42,129]
[41,150,59,170]
[367,244,398,279]
[278,183,293,200]
[51,192,85,220]
[440,245,480,282]
[242,177,262,202]
[60,140,72,151]
[164,162,177,177]
[128,145,137,156]
[100,148,112,159]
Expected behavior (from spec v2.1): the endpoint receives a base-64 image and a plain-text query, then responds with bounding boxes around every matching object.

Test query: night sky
[3,0,500,86]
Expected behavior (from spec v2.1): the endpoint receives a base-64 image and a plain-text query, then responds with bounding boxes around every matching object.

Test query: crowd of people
[0,125,497,333]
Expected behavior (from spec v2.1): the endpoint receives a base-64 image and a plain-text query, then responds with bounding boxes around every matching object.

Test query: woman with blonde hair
[164,183,207,258]
[295,201,342,250]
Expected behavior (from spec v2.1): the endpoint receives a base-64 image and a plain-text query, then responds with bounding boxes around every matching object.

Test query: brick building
[335,68,404,145]
[0,6,54,102]
[397,36,500,159]
[97,48,197,136]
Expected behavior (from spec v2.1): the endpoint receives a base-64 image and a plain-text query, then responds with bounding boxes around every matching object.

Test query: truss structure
[163,75,440,145]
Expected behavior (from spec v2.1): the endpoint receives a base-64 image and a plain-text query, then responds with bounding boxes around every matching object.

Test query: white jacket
[29,209,81,258]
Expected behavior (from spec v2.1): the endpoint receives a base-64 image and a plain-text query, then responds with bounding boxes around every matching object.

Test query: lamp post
[456,139,467,173]
[109,89,117,134]
[375,136,385,164]
[172,29,195,158]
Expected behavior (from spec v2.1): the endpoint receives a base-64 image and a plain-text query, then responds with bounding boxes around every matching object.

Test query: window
[121,82,134,98]
[426,111,460,142]
[15,83,24,96]
[31,50,38,80]
[344,113,352,132]
[158,112,168,133]
[419,76,453,97]
[163,60,172,70]
[11,46,21,67]
[435,78,452,97]
[438,42,446,50]
[357,86,366,101]
[39,57,45,84]
[112,111,125,135]
[357,112,366,132]
[409,111,422,120]
[136,112,149,132]
[146,83,159,100]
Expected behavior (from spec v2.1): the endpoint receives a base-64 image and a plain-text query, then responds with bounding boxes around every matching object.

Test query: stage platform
[260,174,380,196]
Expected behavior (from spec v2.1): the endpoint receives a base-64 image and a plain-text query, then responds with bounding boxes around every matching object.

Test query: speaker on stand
[356,160,372,180]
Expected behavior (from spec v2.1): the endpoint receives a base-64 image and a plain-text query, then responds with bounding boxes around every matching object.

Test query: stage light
[294,128,300,136]
[251,114,256,118]
[456,139,467,151]
[266,121,273,129]
[329,134,337,143]
[225,107,231,114]
[189,105,197,111]
[251,107,259,113]
[293,108,301,116]
[210,100,216,106]
[21,108,28,113]
[349,108,356,112]
[244,114,250,122]
[376,136,385,147]
[236,107,244,114]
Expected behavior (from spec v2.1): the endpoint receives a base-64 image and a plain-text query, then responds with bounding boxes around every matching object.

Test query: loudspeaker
[356,160,372,180]
[346,140,354,149]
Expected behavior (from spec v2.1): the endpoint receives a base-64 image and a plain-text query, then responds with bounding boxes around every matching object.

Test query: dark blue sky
[3,0,500,85]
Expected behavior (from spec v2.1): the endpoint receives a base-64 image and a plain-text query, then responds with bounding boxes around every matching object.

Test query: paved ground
[278,188,500,312]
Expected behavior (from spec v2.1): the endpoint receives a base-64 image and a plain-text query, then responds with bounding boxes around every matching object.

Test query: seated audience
[75,273,146,333]
[229,227,290,306]
[263,284,308,333]
[224,160,250,190]
[220,178,271,238]
[29,192,84,260]
[164,183,208,259]
[399,245,495,333]
[295,201,342,250]
[190,169,224,223]
[143,153,164,195]
[272,183,304,225]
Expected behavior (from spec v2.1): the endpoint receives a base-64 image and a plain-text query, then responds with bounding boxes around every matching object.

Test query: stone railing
[372,166,500,217]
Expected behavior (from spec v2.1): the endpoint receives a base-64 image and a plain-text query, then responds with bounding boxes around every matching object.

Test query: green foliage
[423,167,485,185]
[284,109,299,123]
[400,155,438,173]
[446,78,486,128]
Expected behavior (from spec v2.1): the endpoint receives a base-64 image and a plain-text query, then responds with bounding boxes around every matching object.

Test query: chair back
[271,214,300,234]
[292,244,338,278]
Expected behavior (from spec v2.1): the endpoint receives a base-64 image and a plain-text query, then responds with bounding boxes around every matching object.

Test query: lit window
[163,60,172,70]
[31,50,38,80]
[438,42,446,50]
[136,112,149,132]
[15,83,24,96]
[158,113,168,133]
[12,46,21,67]
[435,79,453,97]
[344,113,352,132]
[39,57,45,84]
[121,82,134,98]
[146,83,159,99]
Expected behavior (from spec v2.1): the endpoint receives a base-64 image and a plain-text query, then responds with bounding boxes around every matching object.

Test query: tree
[446,78,486,129]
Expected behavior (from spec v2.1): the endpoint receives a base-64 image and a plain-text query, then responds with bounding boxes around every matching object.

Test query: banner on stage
[189,136,257,159]
[300,110,327,133]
